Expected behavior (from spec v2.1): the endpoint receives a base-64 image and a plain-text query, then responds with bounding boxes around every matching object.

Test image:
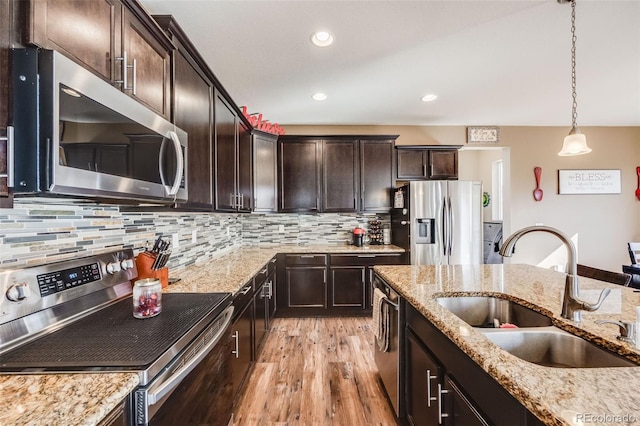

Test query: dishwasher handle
[146,306,234,404]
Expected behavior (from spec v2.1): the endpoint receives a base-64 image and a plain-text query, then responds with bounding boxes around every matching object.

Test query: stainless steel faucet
[499,225,611,322]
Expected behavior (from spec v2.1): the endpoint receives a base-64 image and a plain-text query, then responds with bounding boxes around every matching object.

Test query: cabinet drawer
[267,256,278,273]
[233,280,254,315]
[285,254,327,266]
[254,265,269,288]
[329,253,403,266]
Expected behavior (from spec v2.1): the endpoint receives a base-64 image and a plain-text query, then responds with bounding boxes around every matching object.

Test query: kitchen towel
[373,288,390,352]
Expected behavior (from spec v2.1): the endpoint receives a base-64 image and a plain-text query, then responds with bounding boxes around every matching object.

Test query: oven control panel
[0,249,138,332]
[37,263,101,297]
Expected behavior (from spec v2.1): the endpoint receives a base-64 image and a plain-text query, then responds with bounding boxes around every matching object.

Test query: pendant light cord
[570,0,578,128]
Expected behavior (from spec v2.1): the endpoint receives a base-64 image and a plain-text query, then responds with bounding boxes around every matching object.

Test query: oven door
[132,306,234,426]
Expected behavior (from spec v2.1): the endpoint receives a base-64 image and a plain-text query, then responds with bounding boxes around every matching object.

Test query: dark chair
[577,264,632,287]
[628,242,640,265]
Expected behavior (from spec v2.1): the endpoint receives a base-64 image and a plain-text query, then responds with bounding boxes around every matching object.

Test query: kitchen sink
[435,296,552,328]
[480,327,638,368]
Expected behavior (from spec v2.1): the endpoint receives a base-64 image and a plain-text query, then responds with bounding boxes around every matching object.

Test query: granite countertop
[0,373,139,426]
[0,244,403,426]
[373,263,640,426]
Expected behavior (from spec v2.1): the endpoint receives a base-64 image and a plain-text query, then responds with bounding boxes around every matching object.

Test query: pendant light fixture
[558,0,592,156]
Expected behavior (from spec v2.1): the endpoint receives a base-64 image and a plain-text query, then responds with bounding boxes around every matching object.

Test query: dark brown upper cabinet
[213,92,253,212]
[360,139,395,212]
[1,0,10,203]
[237,121,253,212]
[322,139,358,212]
[278,135,397,213]
[156,16,214,209]
[278,138,322,212]
[214,93,239,211]
[252,131,278,212]
[396,146,460,180]
[27,0,173,118]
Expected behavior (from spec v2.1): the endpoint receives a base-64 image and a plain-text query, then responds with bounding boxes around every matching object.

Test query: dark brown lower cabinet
[404,301,544,426]
[231,282,253,401]
[286,266,327,308]
[254,279,267,352]
[445,376,488,425]
[97,401,127,426]
[405,329,440,426]
[329,266,365,308]
[277,253,403,316]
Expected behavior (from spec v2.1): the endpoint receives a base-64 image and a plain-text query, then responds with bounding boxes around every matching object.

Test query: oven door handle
[146,306,234,405]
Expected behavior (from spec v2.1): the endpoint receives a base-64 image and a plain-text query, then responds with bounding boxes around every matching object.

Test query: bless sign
[241,106,285,135]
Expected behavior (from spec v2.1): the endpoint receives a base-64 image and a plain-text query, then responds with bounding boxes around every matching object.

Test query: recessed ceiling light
[310,31,334,47]
[421,94,438,102]
[312,93,327,101]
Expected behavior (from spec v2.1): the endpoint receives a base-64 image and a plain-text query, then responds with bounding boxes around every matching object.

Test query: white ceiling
[140,0,640,127]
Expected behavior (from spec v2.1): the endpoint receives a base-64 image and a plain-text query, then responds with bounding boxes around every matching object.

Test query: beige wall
[283,124,640,272]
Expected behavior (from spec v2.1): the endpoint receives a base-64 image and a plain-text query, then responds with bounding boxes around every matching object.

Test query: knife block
[135,252,169,288]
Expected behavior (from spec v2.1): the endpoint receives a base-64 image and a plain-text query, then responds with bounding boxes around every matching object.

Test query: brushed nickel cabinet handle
[231,330,239,358]
[438,383,449,424]
[426,369,437,407]
[0,126,14,187]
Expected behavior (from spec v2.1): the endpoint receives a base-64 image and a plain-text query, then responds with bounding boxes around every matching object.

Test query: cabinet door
[397,149,426,179]
[97,401,127,426]
[329,266,366,308]
[253,132,278,212]
[121,8,170,117]
[360,140,394,212]
[444,376,489,426]
[231,299,253,400]
[429,150,458,179]
[29,0,118,82]
[237,122,253,212]
[1,0,9,200]
[266,269,277,326]
[285,266,326,308]
[322,139,357,212]
[173,49,213,209]
[279,140,321,212]
[254,284,267,354]
[405,329,441,426]
[214,94,238,211]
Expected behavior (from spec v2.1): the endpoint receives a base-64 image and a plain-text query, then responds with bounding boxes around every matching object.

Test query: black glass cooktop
[0,293,231,371]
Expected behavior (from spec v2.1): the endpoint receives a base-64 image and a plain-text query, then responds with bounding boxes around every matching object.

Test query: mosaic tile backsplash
[0,199,389,271]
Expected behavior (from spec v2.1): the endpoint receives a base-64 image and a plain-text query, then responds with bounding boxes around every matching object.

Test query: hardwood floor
[233,317,396,425]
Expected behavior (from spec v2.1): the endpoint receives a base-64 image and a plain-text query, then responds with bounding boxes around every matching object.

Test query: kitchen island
[373,264,640,426]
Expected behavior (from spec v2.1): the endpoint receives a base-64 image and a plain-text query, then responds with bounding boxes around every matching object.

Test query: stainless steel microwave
[11,49,188,204]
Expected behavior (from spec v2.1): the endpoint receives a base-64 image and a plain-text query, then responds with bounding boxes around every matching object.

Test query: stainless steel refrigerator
[391,181,483,265]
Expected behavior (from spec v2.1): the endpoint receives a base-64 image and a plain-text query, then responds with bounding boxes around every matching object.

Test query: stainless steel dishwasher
[373,274,401,417]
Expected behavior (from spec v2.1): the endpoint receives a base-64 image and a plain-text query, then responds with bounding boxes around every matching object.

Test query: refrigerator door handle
[447,195,454,257]
[441,196,448,257]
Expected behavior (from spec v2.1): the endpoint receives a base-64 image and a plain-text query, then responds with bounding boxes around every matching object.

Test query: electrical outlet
[278,225,285,233]
[191,230,197,244]
[172,233,180,249]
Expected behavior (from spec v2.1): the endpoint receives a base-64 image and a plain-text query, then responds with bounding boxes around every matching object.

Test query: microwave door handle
[158,136,169,188]
[166,130,184,196]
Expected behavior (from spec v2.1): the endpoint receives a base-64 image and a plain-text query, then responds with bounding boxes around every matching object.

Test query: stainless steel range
[0,249,234,426]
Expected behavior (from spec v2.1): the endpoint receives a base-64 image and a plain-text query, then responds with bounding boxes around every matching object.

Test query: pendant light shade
[558,126,592,156]
[558,0,591,157]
